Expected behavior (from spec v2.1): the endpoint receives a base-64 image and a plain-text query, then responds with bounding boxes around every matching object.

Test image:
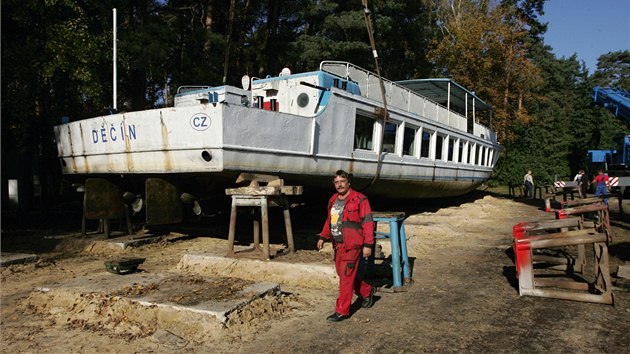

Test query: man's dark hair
[333,169,352,182]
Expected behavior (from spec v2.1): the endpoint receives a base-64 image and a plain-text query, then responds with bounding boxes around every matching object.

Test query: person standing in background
[574,170,587,198]
[592,169,609,204]
[523,170,534,198]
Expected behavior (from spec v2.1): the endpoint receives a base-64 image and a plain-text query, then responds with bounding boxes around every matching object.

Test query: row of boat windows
[353,113,493,166]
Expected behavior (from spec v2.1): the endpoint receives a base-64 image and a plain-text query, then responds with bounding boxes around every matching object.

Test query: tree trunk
[223,0,236,84]
[263,0,282,75]
[129,0,149,110]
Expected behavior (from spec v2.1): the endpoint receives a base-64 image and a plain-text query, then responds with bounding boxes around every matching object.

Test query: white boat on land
[54,61,500,224]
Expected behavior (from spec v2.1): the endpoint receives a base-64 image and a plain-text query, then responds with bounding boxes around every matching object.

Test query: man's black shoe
[361,286,376,308]
[326,313,348,322]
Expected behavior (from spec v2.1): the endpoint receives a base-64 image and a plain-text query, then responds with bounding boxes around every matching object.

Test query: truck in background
[587,87,630,197]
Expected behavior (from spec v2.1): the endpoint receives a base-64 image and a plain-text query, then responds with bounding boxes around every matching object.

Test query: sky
[539,0,630,74]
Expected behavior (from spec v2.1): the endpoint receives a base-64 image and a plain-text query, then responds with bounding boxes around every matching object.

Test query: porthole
[297,93,309,107]
[201,150,212,162]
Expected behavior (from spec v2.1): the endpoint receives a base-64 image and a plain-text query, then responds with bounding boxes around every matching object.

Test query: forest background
[2,0,629,216]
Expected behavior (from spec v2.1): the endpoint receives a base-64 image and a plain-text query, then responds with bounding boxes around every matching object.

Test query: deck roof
[396,78,492,112]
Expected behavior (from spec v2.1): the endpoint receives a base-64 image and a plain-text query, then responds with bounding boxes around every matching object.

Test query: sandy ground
[1,191,629,353]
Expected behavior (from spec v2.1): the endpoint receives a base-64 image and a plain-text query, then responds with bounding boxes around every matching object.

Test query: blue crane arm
[593,86,630,128]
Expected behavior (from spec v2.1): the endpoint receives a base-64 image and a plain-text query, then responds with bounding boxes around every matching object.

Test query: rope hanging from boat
[360,0,389,192]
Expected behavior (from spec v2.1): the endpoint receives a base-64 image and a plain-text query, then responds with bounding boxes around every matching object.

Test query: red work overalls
[320,189,375,316]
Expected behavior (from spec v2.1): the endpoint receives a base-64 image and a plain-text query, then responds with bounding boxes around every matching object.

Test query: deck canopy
[396,78,491,118]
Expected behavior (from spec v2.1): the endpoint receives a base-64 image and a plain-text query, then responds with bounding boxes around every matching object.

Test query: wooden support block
[520,218,581,232]
[225,194,296,261]
[225,186,280,195]
[564,197,602,207]
[534,279,590,291]
[562,202,609,215]
[267,179,284,187]
[280,185,303,195]
[509,184,524,197]
[528,233,606,249]
[521,287,613,305]
[534,186,543,199]
[226,185,303,196]
[518,228,592,243]
[235,172,281,184]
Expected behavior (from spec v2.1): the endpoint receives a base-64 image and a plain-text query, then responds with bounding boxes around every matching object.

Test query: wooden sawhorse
[509,184,523,197]
[225,175,301,260]
[226,194,295,260]
[513,202,613,304]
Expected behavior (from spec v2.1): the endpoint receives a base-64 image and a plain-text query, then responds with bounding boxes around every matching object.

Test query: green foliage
[494,44,628,186]
[2,0,626,199]
[592,50,630,90]
[427,1,543,139]
[2,0,112,152]
[288,0,432,77]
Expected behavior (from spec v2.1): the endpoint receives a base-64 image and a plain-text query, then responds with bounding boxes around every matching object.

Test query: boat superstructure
[54,61,500,225]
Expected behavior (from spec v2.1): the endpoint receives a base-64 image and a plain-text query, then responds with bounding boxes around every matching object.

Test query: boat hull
[54,97,494,200]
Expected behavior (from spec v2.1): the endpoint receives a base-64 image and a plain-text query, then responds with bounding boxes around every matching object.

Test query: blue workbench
[373,212,412,289]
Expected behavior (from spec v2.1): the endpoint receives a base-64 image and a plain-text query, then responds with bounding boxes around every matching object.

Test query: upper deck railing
[320,61,496,142]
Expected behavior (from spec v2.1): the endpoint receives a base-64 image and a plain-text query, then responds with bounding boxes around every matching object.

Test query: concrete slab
[82,234,168,251]
[178,253,338,289]
[95,235,165,250]
[35,272,279,324]
[1,252,38,267]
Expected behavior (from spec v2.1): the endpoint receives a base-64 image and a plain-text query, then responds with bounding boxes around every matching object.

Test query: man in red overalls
[592,169,610,204]
[317,170,376,322]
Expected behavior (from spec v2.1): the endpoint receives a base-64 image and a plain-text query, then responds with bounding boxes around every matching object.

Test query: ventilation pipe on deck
[113,8,117,111]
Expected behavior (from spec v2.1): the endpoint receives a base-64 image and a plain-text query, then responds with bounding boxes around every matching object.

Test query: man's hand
[317,239,325,250]
[363,246,372,259]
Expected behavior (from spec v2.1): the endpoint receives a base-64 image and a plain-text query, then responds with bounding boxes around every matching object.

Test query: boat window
[354,113,374,151]
[420,130,432,158]
[403,125,417,156]
[458,140,465,163]
[480,146,487,166]
[447,137,456,162]
[383,121,397,153]
[436,134,445,161]
[475,145,481,165]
